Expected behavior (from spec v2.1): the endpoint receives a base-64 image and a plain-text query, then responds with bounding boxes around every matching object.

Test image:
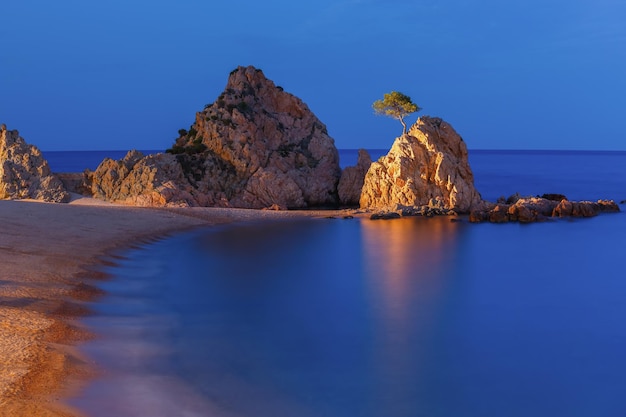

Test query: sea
[43,150,626,417]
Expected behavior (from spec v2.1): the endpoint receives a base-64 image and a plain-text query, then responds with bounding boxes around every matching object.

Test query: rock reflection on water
[71,214,626,416]
[362,216,456,320]
[73,217,463,417]
[361,217,459,417]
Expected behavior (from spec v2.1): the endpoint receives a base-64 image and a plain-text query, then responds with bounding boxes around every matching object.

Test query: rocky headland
[83,65,341,209]
[1,67,620,222]
[1,66,622,415]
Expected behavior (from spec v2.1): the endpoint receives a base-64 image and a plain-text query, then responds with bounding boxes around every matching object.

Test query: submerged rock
[0,124,70,203]
[360,116,482,213]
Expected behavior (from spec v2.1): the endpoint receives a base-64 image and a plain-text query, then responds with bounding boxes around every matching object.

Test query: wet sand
[0,196,353,416]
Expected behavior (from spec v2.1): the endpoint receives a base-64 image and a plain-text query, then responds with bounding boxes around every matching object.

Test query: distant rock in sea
[87,65,341,208]
[0,124,70,203]
[360,116,482,214]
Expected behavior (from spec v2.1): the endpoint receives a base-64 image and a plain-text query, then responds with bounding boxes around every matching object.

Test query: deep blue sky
[2,0,625,151]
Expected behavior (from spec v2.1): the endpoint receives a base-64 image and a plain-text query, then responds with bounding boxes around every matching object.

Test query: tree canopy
[372,91,421,135]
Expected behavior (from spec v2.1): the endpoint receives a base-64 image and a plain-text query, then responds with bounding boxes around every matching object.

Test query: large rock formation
[338,149,372,206]
[0,124,70,203]
[167,65,341,209]
[360,116,482,213]
[87,66,342,208]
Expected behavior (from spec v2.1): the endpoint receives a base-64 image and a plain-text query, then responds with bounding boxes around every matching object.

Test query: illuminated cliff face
[360,116,483,213]
[172,65,342,209]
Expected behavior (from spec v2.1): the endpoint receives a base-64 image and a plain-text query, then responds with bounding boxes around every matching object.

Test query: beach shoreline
[0,197,356,416]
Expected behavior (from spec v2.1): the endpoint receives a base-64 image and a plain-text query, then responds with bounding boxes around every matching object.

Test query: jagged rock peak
[168,65,341,209]
[0,124,70,203]
[360,116,483,213]
[222,65,309,117]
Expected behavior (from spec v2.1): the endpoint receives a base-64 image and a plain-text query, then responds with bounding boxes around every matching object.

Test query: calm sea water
[68,150,626,417]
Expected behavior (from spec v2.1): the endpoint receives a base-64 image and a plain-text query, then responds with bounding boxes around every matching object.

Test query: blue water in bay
[69,150,626,417]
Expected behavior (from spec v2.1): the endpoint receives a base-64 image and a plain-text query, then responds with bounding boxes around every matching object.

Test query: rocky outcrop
[359,116,482,213]
[0,124,70,203]
[86,151,196,207]
[469,196,620,223]
[338,149,372,206]
[166,65,341,209]
[84,66,342,208]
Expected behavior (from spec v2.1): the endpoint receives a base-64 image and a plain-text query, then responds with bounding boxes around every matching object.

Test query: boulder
[552,199,574,217]
[87,151,197,207]
[469,208,490,223]
[359,116,482,213]
[0,124,70,203]
[168,65,341,209]
[338,149,372,206]
[489,204,510,223]
[56,172,90,195]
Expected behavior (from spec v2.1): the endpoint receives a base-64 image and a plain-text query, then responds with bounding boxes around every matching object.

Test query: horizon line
[40,148,626,153]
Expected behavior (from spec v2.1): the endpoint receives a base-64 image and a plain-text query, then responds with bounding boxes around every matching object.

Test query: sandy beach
[0,196,352,416]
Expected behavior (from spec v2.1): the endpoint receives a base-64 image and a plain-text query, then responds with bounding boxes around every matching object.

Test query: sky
[2,0,625,151]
